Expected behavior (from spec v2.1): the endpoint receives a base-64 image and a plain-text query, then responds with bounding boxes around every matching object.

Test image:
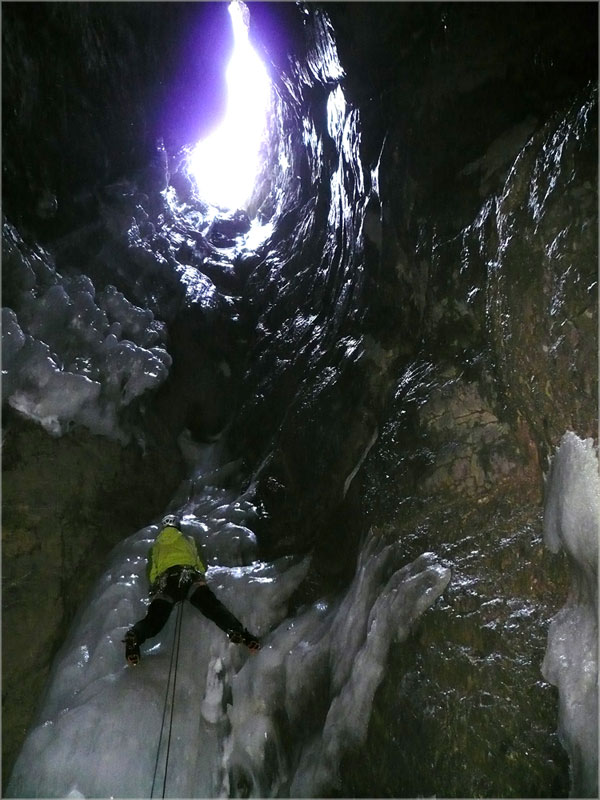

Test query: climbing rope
[150,601,184,799]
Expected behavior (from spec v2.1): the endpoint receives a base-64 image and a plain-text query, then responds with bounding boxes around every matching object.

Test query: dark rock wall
[2,1,597,794]
[230,6,382,567]
[2,2,232,236]
[231,0,597,569]
[238,4,597,793]
[315,4,597,794]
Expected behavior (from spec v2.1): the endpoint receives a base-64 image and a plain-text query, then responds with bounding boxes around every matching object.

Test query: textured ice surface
[542,431,599,798]
[7,446,450,798]
[2,222,171,441]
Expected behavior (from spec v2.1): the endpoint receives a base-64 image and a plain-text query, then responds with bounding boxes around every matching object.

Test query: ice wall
[542,431,599,798]
[2,222,171,441]
[7,444,450,798]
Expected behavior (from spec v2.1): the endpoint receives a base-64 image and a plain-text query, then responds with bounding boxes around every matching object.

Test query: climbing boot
[123,630,141,666]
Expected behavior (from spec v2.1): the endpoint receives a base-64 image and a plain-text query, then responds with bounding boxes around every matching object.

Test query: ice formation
[542,431,599,798]
[2,222,171,441]
[7,443,450,798]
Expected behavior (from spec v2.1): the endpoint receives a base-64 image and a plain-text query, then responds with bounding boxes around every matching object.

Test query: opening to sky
[186,0,272,211]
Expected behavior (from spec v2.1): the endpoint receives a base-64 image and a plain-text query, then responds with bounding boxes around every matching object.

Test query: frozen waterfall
[7,440,451,798]
[542,432,599,798]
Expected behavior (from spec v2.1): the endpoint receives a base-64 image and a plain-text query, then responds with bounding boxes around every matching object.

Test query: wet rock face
[418,375,535,498]
[236,6,595,795]
[232,2,597,560]
[338,496,571,798]
[328,2,597,227]
[485,92,597,456]
[414,85,598,471]
[352,353,573,795]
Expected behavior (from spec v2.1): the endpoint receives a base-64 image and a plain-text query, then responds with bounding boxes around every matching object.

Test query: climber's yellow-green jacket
[147,525,205,585]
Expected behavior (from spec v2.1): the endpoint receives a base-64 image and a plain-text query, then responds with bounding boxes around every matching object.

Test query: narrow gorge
[2,3,597,797]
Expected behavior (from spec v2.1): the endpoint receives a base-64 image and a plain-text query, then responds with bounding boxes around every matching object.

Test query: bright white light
[187,1,271,210]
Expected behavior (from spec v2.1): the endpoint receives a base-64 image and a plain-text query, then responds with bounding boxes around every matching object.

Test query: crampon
[123,631,140,666]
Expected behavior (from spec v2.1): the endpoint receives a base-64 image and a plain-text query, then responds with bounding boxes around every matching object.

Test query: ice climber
[123,514,260,665]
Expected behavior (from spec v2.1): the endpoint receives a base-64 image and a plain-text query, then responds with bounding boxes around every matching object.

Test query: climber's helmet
[161,514,181,529]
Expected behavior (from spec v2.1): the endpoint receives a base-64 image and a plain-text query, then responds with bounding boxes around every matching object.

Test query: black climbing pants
[131,566,246,644]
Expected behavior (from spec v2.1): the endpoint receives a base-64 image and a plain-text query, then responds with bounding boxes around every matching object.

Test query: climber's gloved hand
[228,629,261,652]
[243,633,261,652]
[228,630,243,645]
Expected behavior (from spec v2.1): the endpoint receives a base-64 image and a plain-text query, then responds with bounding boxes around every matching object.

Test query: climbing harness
[150,566,204,601]
[150,600,184,799]
[178,565,203,592]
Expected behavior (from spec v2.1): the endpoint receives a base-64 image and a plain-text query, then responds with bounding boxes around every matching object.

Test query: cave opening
[184,0,274,213]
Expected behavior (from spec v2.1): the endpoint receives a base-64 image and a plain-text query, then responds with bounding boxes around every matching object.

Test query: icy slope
[7,447,450,798]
